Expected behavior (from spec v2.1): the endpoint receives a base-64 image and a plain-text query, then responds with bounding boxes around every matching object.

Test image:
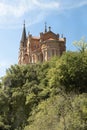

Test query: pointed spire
[45,22,47,33]
[21,20,26,46]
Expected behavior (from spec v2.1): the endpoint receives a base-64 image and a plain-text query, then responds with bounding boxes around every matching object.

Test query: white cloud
[0,0,31,17]
[0,0,60,28]
[32,0,59,9]
[0,0,59,17]
[0,0,87,28]
[59,0,87,10]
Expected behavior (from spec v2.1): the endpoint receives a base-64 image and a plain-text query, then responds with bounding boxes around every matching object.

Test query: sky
[0,0,87,77]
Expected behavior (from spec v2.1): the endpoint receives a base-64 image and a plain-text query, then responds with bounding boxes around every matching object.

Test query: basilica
[18,23,66,64]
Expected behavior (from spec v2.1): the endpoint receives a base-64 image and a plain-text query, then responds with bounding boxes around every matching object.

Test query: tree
[73,38,87,53]
[0,87,10,130]
[24,94,87,130]
[46,51,87,93]
[1,53,87,130]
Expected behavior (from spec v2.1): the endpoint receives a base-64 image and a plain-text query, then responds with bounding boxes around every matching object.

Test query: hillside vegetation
[0,50,87,130]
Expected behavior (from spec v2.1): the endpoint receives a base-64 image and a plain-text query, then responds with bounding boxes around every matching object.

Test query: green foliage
[0,48,87,130]
[56,52,87,92]
[0,88,10,130]
[47,52,87,92]
[73,37,87,52]
[24,93,87,130]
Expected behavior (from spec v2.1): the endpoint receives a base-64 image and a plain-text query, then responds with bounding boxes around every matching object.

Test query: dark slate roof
[21,23,26,47]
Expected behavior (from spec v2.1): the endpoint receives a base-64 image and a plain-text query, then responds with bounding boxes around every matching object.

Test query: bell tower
[18,21,27,64]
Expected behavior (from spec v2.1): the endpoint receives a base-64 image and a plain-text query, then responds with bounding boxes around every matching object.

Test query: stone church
[18,23,66,64]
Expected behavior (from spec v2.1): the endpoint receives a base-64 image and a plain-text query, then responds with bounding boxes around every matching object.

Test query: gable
[42,31,59,41]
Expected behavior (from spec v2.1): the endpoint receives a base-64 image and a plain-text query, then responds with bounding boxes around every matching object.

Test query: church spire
[21,21,26,47]
[45,22,47,33]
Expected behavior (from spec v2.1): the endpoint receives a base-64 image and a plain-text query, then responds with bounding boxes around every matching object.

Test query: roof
[47,38,55,41]
[32,36,40,40]
[59,38,65,42]
[21,23,26,44]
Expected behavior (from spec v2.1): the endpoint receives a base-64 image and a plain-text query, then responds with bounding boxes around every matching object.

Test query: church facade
[18,23,66,64]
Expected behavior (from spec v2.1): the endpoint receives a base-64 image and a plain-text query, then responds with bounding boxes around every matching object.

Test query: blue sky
[0,0,87,77]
